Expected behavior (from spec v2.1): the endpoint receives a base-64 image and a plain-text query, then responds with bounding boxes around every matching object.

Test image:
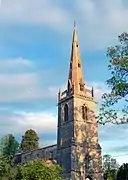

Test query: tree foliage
[117,163,128,180]
[20,129,39,153]
[0,154,17,180]
[0,154,11,179]
[0,134,19,158]
[16,159,62,180]
[0,134,19,179]
[103,154,119,180]
[0,132,62,180]
[99,32,128,124]
[0,157,62,180]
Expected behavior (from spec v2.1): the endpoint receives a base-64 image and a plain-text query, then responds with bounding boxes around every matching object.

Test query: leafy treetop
[0,134,19,158]
[117,163,128,180]
[16,159,62,180]
[99,32,128,124]
[20,129,39,152]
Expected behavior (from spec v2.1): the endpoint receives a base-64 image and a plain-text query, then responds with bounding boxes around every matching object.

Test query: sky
[0,0,128,165]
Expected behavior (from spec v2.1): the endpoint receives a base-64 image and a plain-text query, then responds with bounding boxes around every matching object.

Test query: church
[15,24,103,180]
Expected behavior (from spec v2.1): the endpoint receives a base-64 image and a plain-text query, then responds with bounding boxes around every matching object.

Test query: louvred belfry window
[64,104,68,121]
[82,105,88,120]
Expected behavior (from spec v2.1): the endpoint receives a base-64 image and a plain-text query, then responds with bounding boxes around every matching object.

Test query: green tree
[0,154,11,179]
[16,159,62,180]
[0,154,17,180]
[103,154,119,180]
[0,134,19,180]
[20,129,39,152]
[0,134,19,158]
[105,169,117,180]
[99,32,128,124]
[117,163,128,180]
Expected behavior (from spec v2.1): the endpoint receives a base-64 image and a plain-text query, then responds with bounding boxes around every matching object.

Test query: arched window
[64,104,68,121]
[82,105,88,120]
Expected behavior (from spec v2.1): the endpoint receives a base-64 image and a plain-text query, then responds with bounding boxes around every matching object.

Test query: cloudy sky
[0,0,128,165]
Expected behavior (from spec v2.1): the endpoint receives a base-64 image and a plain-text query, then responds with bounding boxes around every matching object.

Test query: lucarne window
[78,63,81,67]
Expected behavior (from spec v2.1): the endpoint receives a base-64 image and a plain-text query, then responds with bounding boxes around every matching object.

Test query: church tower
[57,24,103,180]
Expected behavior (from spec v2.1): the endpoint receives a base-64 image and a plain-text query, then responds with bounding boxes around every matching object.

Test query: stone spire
[68,22,85,95]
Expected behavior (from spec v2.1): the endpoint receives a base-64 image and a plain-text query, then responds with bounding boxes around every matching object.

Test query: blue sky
[0,0,128,165]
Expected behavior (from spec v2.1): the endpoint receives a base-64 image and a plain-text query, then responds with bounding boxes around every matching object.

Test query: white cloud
[0,58,60,102]
[0,110,57,137]
[0,74,60,102]
[0,0,71,31]
[0,72,38,101]
[0,57,32,69]
[15,111,57,134]
[0,110,57,147]
[74,0,128,49]
[0,0,128,49]
[0,73,59,102]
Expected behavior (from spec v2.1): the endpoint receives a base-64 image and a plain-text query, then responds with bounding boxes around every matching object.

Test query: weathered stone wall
[57,97,74,179]
[15,144,57,164]
[57,91,103,180]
